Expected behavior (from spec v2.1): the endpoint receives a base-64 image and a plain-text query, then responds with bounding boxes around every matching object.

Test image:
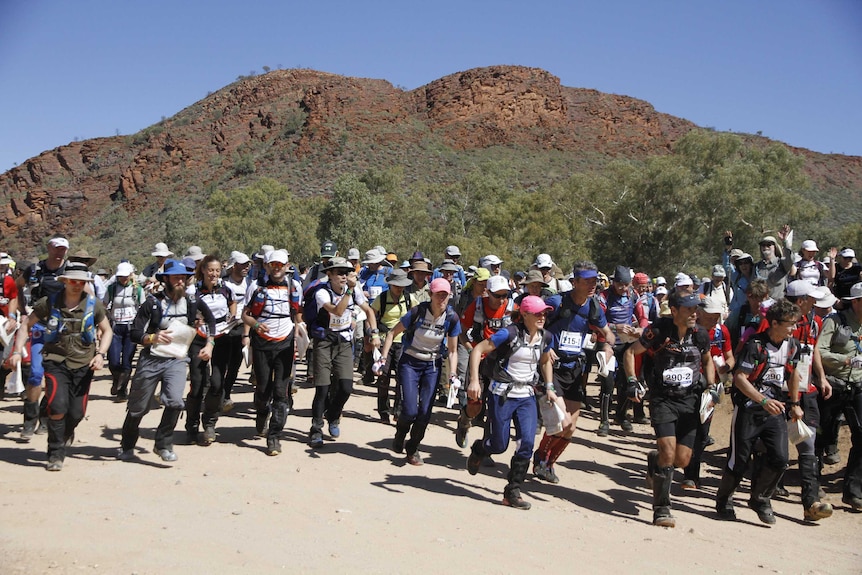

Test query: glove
[851,356,862,369]
[627,378,647,400]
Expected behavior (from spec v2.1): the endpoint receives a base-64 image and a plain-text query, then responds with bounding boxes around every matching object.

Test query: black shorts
[554,365,585,403]
[650,392,699,448]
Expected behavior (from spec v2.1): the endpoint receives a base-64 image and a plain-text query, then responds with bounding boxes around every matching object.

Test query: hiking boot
[532,461,559,484]
[116,449,136,461]
[155,448,178,462]
[202,425,216,446]
[616,417,633,432]
[652,511,676,528]
[255,412,269,437]
[454,422,469,448]
[328,420,340,439]
[680,479,698,491]
[266,436,282,456]
[773,485,789,498]
[482,455,496,467]
[21,419,37,441]
[596,421,610,437]
[467,440,483,476]
[633,416,650,425]
[308,432,324,449]
[46,457,64,472]
[221,399,234,413]
[406,452,423,466]
[35,417,49,435]
[503,486,531,510]
[646,450,658,489]
[804,502,833,521]
[115,389,128,402]
[748,501,776,525]
[185,430,199,445]
[823,451,840,465]
[842,495,862,512]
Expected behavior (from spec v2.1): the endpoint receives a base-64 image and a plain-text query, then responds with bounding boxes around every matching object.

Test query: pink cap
[633,272,650,285]
[520,295,552,315]
[430,278,451,294]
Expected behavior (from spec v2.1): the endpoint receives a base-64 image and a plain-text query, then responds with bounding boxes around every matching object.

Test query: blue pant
[108,323,135,372]
[396,354,441,455]
[27,324,45,387]
[484,393,538,460]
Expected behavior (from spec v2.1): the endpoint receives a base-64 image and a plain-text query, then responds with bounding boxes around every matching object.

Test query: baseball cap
[230,251,251,266]
[320,240,338,258]
[534,254,553,269]
[445,245,461,257]
[673,293,701,308]
[839,248,856,259]
[49,237,70,249]
[674,273,693,287]
[430,278,451,294]
[116,262,135,277]
[699,296,725,314]
[655,276,667,286]
[786,280,827,299]
[266,249,289,265]
[472,268,491,282]
[711,264,726,278]
[487,275,509,294]
[655,286,668,296]
[347,248,361,261]
[801,240,819,252]
[520,295,553,315]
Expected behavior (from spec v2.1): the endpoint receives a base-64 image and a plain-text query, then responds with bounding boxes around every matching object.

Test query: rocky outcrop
[0,65,858,255]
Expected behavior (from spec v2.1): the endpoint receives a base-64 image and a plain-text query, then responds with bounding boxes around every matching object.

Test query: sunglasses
[489,292,509,299]
[66,279,87,286]
[268,262,286,269]
[525,311,548,318]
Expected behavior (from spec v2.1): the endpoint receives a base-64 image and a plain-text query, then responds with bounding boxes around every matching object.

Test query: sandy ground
[0,361,859,575]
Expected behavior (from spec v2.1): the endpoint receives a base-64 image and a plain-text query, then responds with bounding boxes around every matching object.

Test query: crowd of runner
[1,229,861,526]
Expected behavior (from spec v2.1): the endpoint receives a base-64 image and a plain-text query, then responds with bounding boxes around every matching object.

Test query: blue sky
[1,0,860,172]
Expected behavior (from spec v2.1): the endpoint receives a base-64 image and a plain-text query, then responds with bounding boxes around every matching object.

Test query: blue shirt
[545,293,608,366]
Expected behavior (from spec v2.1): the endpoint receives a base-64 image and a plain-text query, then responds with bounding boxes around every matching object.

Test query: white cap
[655,276,667,286]
[266,249,289,265]
[0,252,13,266]
[480,254,503,267]
[347,248,361,261]
[229,251,250,266]
[445,245,461,257]
[674,273,693,287]
[700,296,724,314]
[786,280,828,299]
[49,237,70,249]
[846,282,862,300]
[534,253,553,269]
[116,262,135,277]
[801,240,818,252]
[487,275,509,294]
[655,285,668,296]
[840,248,856,259]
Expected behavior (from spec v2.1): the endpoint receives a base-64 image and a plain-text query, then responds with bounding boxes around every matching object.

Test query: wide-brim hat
[409,261,432,274]
[59,262,94,283]
[845,282,862,301]
[68,249,97,266]
[760,235,783,257]
[439,259,460,273]
[324,257,354,272]
[0,252,14,266]
[151,242,173,257]
[362,249,386,265]
[386,269,412,287]
[156,259,194,281]
[522,269,548,287]
[185,245,206,262]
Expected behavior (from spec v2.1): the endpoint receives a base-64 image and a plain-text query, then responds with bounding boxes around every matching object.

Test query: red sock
[535,433,554,464]
[547,436,571,466]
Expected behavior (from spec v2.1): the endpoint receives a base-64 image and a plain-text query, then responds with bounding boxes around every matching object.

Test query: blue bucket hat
[156,259,194,281]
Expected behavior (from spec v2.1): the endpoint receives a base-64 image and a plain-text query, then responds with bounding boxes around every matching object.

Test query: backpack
[28,260,65,305]
[301,280,348,340]
[479,323,552,384]
[470,296,514,343]
[403,301,459,359]
[42,290,97,345]
[549,293,602,330]
[374,289,412,334]
[734,335,799,407]
[107,280,145,308]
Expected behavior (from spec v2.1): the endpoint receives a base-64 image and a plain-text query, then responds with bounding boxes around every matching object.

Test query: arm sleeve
[130,299,154,344]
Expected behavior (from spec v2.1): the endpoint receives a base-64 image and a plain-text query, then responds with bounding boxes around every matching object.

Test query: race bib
[329,313,351,331]
[113,307,137,323]
[559,330,583,354]
[369,286,383,300]
[663,366,694,388]
[762,366,784,388]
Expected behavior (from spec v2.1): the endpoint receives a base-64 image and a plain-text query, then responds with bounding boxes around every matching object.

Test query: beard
[164,281,186,299]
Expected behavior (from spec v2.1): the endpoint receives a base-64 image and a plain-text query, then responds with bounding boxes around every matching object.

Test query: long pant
[222,328,244,401]
[121,353,188,451]
[394,354,440,455]
[484,393,537,460]
[252,338,295,438]
[310,337,353,434]
[27,325,45,387]
[817,383,862,499]
[187,336,231,431]
[43,360,93,461]
[725,404,789,477]
[108,323,136,372]
[376,341,402,416]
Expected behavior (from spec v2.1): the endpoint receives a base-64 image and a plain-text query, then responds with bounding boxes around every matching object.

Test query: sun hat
[58,262,93,283]
[386,252,399,264]
[699,296,725,314]
[266,249,289,265]
[520,295,552,315]
[439,259,461,273]
[814,291,838,309]
[324,257,353,272]
[729,249,744,259]
[151,242,173,257]
[655,286,668,296]
[116,262,135,277]
[429,278,451,294]
[655,275,667,286]
[254,244,275,260]
[186,246,206,262]
[445,245,461,257]
[386,269,412,287]
[845,282,862,300]
[472,268,491,282]
[67,249,97,267]
[229,251,250,267]
[0,253,14,266]
[361,249,386,265]
[156,259,194,281]
[347,248,361,261]
[785,280,828,299]
[522,269,548,287]
[674,273,693,287]
[409,261,432,273]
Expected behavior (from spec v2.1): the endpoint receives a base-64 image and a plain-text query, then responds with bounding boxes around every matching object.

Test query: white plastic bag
[540,398,567,435]
[787,418,815,445]
[295,322,310,359]
[446,376,461,409]
[699,390,715,424]
[5,359,24,395]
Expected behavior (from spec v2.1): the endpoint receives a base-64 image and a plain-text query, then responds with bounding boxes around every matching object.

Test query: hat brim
[362,257,386,265]
[59,273,94,283]
[69,256,98,266]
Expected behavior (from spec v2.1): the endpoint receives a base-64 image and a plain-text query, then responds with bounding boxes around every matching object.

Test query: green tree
[317,173,392,252]
[202,178,323,265]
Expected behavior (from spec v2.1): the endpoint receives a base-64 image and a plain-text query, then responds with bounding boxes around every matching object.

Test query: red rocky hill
[1,65,859,256]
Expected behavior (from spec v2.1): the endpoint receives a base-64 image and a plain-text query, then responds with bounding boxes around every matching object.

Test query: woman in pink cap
[377,278,460,465]
[465,295,562,510]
